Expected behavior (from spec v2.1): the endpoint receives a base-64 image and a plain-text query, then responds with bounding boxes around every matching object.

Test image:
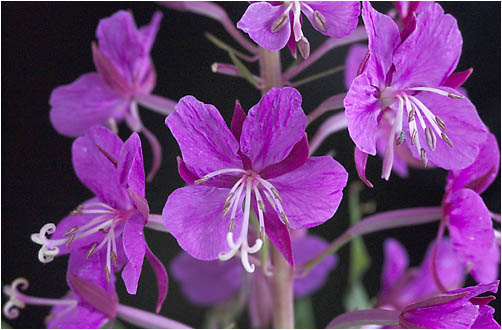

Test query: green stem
[259,48,294,329]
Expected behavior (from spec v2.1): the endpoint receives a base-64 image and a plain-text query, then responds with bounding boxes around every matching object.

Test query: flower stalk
[116,304,192,329]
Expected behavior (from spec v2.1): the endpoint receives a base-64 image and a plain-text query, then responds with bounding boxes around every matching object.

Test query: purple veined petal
[92,42,133,98]
[262,197,294,266]
[260,134,309,179]
[445,188,496,282]
[72,126,131,210]
[138,11,163,55]
[170,251,242,306]
[354,147,373,188]
[470,242,500,284]
[445,281,500,300]
[237,2,292,50]
[46,292,109,329]
[375,118,408,178]
[49,73,128,137]
[293,235,337,297]
[392,3,462,89]
[240,87,307,172]
[302,2,360,38]
[471,305,501,329]
[231,100,247,141]
[344,44,368,90]
[127,188,149,221]
[121,211,147,294]
[144,243,168,313]
[162,185,243,260]
[249,269,273,328]
[118,132,145,198]
[96,11,158,87]
[361,1,401,86]
[447,133,500,195]
[403,89,487,170]
[166,95,242,180]
[268,156,348,230]
[381,238,409,300]
[345,73,381,156]
[444,68,473,89]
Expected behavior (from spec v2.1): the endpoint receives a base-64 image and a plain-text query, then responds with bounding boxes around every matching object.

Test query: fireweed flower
[171,233,336,327]
[345,2,487,181]
[163,87,347,272]
[378,238,465,311]
[3,247,118,329]
[30,126,167,309]
[237,1,360,59]
[49,10,172,181]
[438,132,501,283]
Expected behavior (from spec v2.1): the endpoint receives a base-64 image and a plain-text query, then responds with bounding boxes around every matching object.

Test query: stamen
[435,116,447,131]
[258,200,265,212]
[448,93,464,99]
[69,205,83,216]
[292,1,303,42]
[281,212,290,227]
[229,218,235,232]
[411,129,417,145]
[111,251,118,268]
[408,108,415,122]
[64,226,78,236]
[194,168,246,185]
[271,13,289,32]
[105,266,110,283]
[441,133,454,148]
[396,130,406,146]
[253,185,266,233]
[420,148,428,167]
[408,95,443,137]
[313,10,328,32]
[65,233,76,248]
[425,127,437,151]
[260,227,266,241]
[297,36,310,59]
[406,87,464,99]
[87,243,97,259]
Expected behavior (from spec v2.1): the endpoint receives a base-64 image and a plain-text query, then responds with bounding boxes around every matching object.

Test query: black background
[2,2,500,328]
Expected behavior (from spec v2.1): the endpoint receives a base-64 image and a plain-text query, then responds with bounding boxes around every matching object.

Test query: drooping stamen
[313,10,328,32]
[435,115,447,131]
[396,130,406,146]
[298,36,310,59]
[382,96,404,180]
[441,133,453,148]
[406,86,464,99]
[425,126,436,151]
[271,2,293,32]
[194,168,246,185]
[3,278,77,320]
[420,148,428,167]
[87,243,98,259]
[403,94,423,157]
[253,186,266,234]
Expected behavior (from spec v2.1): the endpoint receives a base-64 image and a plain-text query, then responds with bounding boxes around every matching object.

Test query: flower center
[378,86,461,179]
[195,168,290,273]
[31,202,131,281]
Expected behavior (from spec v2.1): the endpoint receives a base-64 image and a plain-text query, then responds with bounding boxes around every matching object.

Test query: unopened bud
[298,36,310,59]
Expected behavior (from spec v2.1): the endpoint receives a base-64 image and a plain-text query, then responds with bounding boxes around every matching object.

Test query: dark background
[2,2,500,328]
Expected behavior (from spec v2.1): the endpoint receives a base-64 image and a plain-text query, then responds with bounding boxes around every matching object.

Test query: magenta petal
[381,239,409,298]
[72,126,130,209]
[231,100,247,141]
[47,295,109,329]
[163,185,242,260]
[361,1,401,85]
[262,198,294,266]
[268,156,347,229]
[237,2,291,50]
[249,269,273,328]
[345,73,381,155]
[470,243,500,284]
[444,68,473,89]
[92,42,133,98]
[170,252,242,306]
[392,3,462,88]
[471,305,500,329]
[354,147,374,188]
[122,211,147,294]
[145,244,168,313]
[446,188,497,282]
[293,235,336,297]
[49,73,128,137]
[404,89,487,170]
[302,2,360,38]
[447,133,500,195]
[344,44,368,89]
[400,300,478,329]
[260,134,309,179]
[240,87,307,171]
[118,132,145,198]
[176,156,198,185]
[166,95,242,179]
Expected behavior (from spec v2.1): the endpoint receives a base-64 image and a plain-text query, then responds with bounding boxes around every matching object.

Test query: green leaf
[294,297,315,329]
[343,282,372,312]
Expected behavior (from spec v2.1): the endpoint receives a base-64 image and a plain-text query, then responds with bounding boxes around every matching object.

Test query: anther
[105,266,110,283]
[64,226,78,236]
[396,130,406,146]
[111,251,118,268]
[280,212,290,227]
[271,187,282,201]
[447,92,464,99]
[435,115,446,131]
[229,218,235,232]
[441,133,453,148]
[69,205,83,216]
[313,10,327,32]
[223,206,231,217]
[271,13,288,32]
[425,127,436,151]
[194,177,209,185]
[408,108,415,122]
[411,129,418,145]
[297,36,310,59]
[87,243,97,259]
[65,233,76,248]
[223,192,234,208]
[420,148,428,167]
[260,227,266,241]
[258,200,265,212]
[99,227,110,234]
